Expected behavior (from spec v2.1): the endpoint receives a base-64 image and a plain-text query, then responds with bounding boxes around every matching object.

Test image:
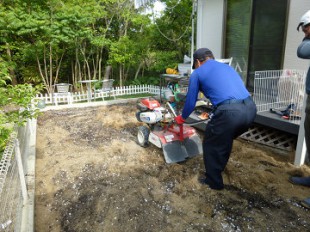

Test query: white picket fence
[35,85,164,106]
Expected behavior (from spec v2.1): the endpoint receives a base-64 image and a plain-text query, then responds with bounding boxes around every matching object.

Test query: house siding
[283,0,310,70]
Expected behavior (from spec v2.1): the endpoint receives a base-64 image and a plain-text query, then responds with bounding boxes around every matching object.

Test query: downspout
[191,0,197,73]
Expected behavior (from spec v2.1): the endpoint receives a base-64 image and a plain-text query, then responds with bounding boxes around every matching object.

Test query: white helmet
[297,10,310,31]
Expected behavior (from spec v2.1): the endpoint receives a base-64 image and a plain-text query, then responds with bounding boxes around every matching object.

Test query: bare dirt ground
[35,102,310,232]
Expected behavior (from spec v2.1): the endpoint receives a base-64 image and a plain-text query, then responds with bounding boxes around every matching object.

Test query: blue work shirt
[182,59,250,119]
[297,37,310,94]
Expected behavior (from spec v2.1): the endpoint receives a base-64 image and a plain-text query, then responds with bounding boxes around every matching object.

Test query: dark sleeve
[297,38,310,59]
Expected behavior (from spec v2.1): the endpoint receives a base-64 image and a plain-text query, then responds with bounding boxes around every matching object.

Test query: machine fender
[148,132,162,148]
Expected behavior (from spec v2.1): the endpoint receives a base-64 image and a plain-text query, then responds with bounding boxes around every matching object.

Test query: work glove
[175,115,185,125]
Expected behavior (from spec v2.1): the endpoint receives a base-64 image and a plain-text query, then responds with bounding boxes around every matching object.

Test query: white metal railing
[0,119,36,232]
[0,131,21,232]
[253,69,306,123]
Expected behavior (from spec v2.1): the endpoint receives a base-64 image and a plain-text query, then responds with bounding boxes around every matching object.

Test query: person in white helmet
[289,10,310,209]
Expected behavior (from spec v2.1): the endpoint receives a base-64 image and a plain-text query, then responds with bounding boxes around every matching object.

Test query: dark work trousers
[203,97,257,190]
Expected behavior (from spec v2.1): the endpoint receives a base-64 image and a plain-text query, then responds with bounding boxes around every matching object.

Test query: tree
[150,0,193,58]
[0,0,193,90]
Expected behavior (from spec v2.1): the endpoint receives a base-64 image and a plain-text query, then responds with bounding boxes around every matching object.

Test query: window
[225,0,252,84]
[225,0,288,91]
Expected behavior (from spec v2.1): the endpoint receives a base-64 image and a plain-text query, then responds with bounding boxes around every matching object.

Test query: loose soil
[35,102,310,232]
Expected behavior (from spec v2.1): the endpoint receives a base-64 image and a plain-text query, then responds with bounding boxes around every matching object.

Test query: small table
[78,80,98,102]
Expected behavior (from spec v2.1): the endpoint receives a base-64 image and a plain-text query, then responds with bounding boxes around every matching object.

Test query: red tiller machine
[136,97,203,164]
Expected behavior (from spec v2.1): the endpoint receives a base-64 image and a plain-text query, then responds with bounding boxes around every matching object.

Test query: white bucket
[163,89,174,101]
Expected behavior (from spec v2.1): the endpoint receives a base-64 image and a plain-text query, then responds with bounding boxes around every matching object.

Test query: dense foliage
[0,0,192,90]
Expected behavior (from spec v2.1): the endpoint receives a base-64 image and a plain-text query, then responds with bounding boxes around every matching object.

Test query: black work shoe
[301,197,310,209]
[198,177,209,186]
[198,177,224,190]
[289,176,310,187]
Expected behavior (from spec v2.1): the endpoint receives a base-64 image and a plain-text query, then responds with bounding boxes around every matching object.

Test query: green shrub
[0,84,42,157]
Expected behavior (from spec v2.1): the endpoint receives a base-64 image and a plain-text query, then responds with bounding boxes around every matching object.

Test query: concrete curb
[21,119,36,232]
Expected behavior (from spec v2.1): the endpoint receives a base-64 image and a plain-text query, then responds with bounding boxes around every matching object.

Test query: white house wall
[283,0,310,70]
[196,0,225,58]
[197,0,310,69]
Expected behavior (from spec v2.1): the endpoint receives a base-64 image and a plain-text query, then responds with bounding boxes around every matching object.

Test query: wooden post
[294,94,308,166]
